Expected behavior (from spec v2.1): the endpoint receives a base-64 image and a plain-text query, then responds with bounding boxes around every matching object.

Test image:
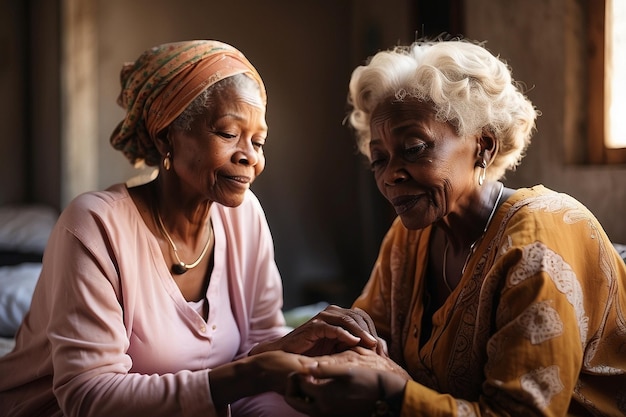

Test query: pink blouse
[0,184,289,417]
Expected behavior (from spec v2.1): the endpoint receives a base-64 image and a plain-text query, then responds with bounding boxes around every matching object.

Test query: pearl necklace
[155,207,213,275]
[442,182,504,293]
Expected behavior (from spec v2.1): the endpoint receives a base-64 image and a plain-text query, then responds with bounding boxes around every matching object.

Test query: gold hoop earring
[163,152,171,171]
[477,158,487,186]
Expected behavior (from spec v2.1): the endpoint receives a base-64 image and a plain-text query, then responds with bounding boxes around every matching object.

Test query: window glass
[606,0,626,148]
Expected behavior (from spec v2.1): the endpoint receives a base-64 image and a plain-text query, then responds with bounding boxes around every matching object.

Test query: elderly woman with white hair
[285,38,626,417]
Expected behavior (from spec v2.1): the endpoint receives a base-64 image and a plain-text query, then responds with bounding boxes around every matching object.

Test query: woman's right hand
[209,350,318,408]
[284,359,408,417]
[249,350,320,393]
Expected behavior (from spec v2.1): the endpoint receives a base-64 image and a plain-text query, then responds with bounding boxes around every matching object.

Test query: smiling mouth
[390,195,423,215]
[224,175,251,184]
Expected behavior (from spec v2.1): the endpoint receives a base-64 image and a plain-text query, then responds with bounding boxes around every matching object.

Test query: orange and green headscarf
[110,40,266,166]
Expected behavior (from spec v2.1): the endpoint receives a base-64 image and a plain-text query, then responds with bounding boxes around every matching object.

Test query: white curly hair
[347,39,539,181]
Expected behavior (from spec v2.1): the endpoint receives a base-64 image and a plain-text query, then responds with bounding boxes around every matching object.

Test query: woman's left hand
[253,305,386,357]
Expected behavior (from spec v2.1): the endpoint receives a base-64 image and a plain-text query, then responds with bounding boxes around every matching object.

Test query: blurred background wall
[1,0,624,309]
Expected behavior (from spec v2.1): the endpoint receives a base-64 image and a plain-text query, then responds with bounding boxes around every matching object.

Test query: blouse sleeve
[47,194,218,417]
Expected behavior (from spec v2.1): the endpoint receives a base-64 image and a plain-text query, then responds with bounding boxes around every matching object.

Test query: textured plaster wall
[465,0,626,243]
[94,0,412,307]
[2,0,624,307]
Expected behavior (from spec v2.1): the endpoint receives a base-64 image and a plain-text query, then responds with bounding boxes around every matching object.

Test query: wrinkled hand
[209,350,320,409]
[313,347,411,379]
[247,350,319,394]
[282,305,387,356]
[253,305,386,357]
[287,306,383,356]
[284,351,409,417]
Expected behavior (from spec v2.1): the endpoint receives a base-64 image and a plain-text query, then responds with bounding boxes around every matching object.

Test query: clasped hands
[251,305,410,416]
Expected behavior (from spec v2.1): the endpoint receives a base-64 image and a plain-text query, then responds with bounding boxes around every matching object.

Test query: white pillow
[0,263,41,337]
[0,205,58,253]
[615,243,626,263]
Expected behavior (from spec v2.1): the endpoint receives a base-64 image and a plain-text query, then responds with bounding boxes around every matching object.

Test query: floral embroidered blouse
[353,185,626,416]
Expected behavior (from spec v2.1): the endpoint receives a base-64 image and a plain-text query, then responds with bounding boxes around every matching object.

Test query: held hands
[243,305,410,416]
[209,350,321,409]
[247,350,320,394]
[284,348,409,417]
[254,305,386,357]
[312,347,411,379]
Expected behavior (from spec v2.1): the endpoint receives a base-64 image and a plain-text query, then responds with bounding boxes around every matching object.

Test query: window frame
[588,0,626,164]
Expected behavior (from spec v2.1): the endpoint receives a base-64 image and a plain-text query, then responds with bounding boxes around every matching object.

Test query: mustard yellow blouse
[353,186,626,416]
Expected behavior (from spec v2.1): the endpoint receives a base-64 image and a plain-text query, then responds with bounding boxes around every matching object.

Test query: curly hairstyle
[347,38,539,181]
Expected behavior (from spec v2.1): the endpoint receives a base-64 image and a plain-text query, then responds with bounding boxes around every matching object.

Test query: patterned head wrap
[110,40,266,166]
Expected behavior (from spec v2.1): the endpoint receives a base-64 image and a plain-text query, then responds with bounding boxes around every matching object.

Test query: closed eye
[369,155,387,171]
[404,143,427,160]
[216,131,236,139]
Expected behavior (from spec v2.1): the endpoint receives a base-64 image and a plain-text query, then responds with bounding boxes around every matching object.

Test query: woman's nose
[383,158,408,186]
[234,141,259,166]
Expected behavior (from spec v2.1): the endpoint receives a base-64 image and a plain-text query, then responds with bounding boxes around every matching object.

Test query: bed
[0,204,58,356]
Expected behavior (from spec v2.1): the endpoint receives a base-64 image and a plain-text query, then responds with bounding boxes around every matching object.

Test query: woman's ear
[478,130,498,166]
[154,127,172,156]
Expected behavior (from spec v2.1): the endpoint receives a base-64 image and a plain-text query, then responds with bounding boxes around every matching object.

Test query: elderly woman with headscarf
[0,40,378,417]
[285,38,626,417]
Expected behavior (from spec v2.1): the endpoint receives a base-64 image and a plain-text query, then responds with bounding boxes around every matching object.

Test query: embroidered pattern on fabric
[446,206,512,397]
[524,192,580,214]
[518,300,564,344]
[507,242,588,345]
[520,365,564,409]
[446,230,505,397]
[511,191,626,369]
[444,192,576,398]
[388,228,420,365]
[433,189,625,403]
[583,337,624,375]
[447,300,483,397]
[573,380,608,416]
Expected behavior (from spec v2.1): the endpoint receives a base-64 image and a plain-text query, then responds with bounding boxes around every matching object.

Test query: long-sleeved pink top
[0,183,289,417]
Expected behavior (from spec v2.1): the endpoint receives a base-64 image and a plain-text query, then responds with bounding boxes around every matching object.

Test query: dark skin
[286,348,409,417]
[251,305,383,357]
[286,96,513,416]
[130,80,268,302]
[128,80,382,410]
[369,97,512,307]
